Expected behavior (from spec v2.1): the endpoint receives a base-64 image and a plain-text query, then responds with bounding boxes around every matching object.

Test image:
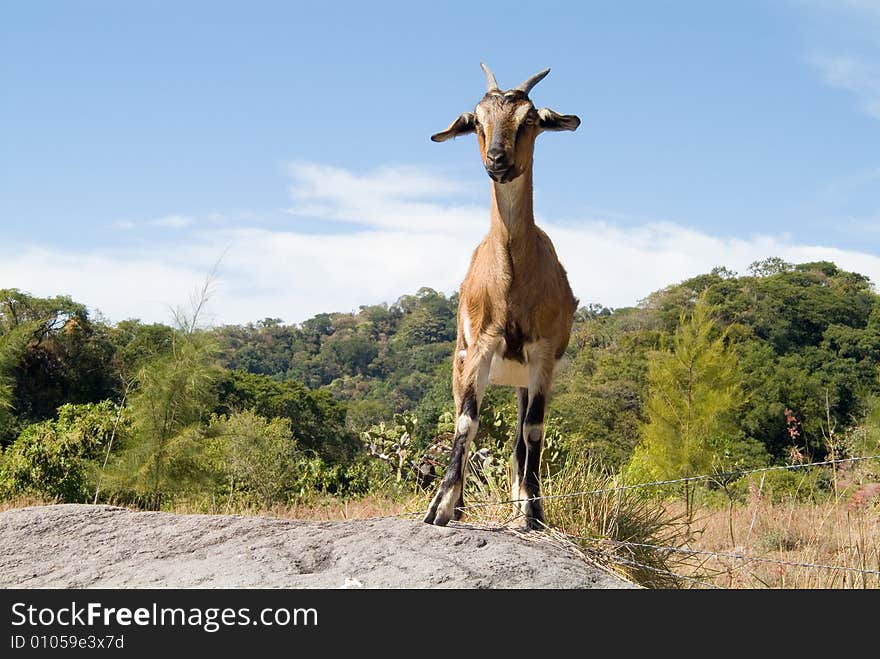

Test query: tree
[0,289,117,433]
[102,320,220,509]
[0,401,122,502]
[748,256,791,277]
[627,296,763,520]
[209,410,301,507]
[108,319,176,378]
[552,339,649,470]
[395,288,456,347]
[0,322,36,445]
[216,370,357,463]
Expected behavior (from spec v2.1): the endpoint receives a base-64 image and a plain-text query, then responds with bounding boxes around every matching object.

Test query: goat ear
[431,112,476,142]
[537,108,581,132]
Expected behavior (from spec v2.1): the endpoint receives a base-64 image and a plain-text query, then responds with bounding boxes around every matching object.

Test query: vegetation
[627,295,768,521]
[1,257,879,588]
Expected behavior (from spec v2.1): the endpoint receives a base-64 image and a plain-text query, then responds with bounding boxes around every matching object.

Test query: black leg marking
[524,392,545,428]
[523,436,544,529]
[443,388,475,488]
[423,497,439,525]
[461,386,478,420]
[523,393,546,530]
[424,386,479,526]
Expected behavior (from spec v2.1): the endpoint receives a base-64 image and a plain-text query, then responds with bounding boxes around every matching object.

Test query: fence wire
[453,453,880,512]
[395,453,880,586]
[552,529,880,578]
[604,554,724,589]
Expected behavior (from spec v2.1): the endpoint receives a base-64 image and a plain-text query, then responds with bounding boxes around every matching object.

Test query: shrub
[0,401,122,502]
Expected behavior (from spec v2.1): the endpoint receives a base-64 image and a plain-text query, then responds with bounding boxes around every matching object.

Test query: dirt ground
[0,504,634,589]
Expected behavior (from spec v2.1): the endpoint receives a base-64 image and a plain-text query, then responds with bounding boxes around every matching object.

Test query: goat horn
[516,68,550,95]
[480,62,499,92]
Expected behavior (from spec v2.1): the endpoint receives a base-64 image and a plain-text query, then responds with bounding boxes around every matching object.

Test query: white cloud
[799,0,880,22]
[798,0,880,118]
[284,162,481,233]
[3,163,880,326]
[549,221,880,307]
[0,246,207,324]
[112,214,224,232]
[151,214,194,229]
[819,166,880,201]
[812,54,880,118]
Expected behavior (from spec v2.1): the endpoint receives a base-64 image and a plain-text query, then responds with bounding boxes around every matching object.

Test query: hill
[1,258,878,515]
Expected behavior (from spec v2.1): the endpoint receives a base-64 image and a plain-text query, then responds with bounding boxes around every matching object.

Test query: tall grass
[677,465,880,588]
[6,452,877,589]
[454,449,880,588]
[454,454,690,588]
[541,457,691,588]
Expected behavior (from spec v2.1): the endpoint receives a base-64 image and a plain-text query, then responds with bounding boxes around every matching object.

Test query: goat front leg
[518,342,555,530]
[424,343,492,527]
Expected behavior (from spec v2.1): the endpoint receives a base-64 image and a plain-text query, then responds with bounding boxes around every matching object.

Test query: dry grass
[453,457,689,588]
[676,496,880,588]
[419,457,880,589]
[0,491,427,521]
[5,465,877,589]
[0,495,52,512]
[168,492,428,521]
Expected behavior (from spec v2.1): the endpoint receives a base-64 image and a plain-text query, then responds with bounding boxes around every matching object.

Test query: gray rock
[0,504,634,589]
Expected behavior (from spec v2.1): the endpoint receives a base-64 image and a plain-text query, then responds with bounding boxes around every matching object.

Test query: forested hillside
[1,258,879,510]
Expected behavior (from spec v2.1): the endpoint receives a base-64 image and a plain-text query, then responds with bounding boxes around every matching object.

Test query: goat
[423,63,580,529]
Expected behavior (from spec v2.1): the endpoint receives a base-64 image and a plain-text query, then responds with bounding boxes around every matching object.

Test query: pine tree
[627,295,748,520]
[101,280,221,509]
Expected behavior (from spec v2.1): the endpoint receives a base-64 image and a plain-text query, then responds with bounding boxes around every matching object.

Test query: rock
[0,504,634,589]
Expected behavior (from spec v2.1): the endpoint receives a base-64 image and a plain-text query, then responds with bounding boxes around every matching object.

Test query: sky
[2,0,880,326]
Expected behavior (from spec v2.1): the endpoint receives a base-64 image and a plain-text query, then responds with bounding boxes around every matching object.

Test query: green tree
[0,401,122,502]
[108,319,176,379]
[627,297,763,519]
[102,321,220,509]
[216,370,357,463]
[395,288,456,347]
[0,322,37,444]
[552,330,651,469]
[748,256,792,278]
[208,410,301,507]
[0,289,117,433]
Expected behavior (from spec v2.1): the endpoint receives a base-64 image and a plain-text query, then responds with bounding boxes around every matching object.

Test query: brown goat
[423,63,580,529]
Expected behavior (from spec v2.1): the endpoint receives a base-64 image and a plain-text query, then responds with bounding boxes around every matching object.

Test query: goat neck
[489,168,536,254]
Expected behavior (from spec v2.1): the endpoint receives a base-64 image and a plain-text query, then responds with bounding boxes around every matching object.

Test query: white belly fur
[488,354,530,387]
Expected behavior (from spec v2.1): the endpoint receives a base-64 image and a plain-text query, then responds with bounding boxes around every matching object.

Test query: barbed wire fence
[388,453,880,588]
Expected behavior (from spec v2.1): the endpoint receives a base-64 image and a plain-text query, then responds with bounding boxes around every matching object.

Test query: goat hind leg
[511,386,529,520]
[521,349,554,530]
[521,390,547,530]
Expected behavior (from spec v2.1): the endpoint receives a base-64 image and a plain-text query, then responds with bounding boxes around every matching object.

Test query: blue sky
[2,1,880,325]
